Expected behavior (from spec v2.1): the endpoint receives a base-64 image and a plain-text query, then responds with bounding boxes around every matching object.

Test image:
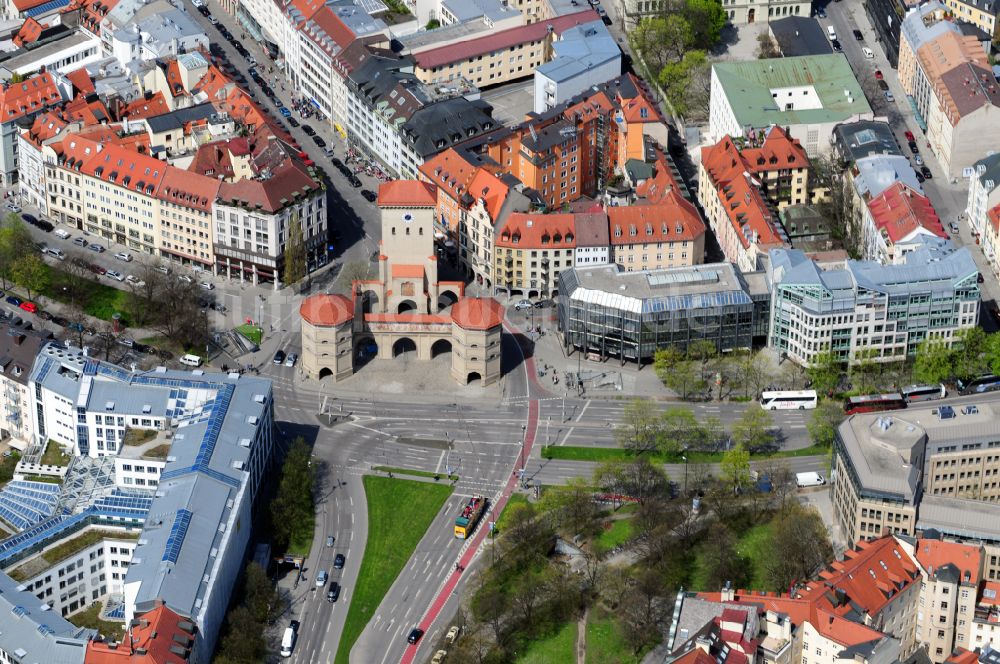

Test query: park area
[334,476,452,664]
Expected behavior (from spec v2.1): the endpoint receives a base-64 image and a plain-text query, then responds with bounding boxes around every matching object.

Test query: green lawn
[542,443,830,464]
[586,608,644,664]
[236,323,263,346]
[37,268,131,324]
[372,466,458,481]
[69,602,125,639]
[518,619,577,664]
[40,440,70,467]
[0,451,20,486]
[595,517,633,553]
[689,521,775,591]
[334,476,453,664]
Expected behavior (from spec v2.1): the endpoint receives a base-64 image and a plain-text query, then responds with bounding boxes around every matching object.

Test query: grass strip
[334,476,452,664]
[372,465,458,481]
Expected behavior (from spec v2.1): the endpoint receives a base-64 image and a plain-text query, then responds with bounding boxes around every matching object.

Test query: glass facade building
[557,264,770,363]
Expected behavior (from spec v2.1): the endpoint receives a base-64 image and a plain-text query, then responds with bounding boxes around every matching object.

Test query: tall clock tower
[373,181,439,314]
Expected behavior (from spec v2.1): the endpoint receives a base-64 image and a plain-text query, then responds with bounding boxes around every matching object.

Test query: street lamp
[682,455,689,496]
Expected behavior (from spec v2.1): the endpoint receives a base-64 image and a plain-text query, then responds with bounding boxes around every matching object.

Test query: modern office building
[832,400,1000,590]
[557,262,771,363]
[532,19,621,114]
[767,245,979,366]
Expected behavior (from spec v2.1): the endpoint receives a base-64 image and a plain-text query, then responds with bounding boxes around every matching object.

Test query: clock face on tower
[402,213,414,223]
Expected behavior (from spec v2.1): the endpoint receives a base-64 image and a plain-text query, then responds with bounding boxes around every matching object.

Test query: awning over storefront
[906,95,927,132]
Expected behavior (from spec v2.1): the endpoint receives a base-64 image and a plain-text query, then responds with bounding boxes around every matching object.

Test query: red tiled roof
[123,92,169,120]
[217,157,318,213]
[989,204,1000,236]
[157,166,220,212]
[413,10,600,70]
[64,96,111,125]
[23,111,67,147]
[811,607,885,647]
[419,148,480,203]
[0,72,63,123]
[608,193,705,245]
[672,650,717,664]
[302,6,356,57]
[701,136,784,250]
[915,538,981,584]
[497,212,576,249]
[300,294,354,327]
[635,145,684,204]
[450,298,504,330]
[867,181,945,244]
[742,126,808,172]
[378,181,438,207]
[981,581,1000,606]
[64,67,95,96]
[13,17,43,47]
[467,168,508,220]
[85,602,194,664]
[165,60,185,98]
[947,650,981,664]
[58,136,168,195]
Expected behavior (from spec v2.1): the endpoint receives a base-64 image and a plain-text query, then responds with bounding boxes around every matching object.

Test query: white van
[179,354,203,367]
[796,471,826,488]
[53,229,70,240]
[862,46,874,59]
[827,25,837,41]
[280,627,296,657]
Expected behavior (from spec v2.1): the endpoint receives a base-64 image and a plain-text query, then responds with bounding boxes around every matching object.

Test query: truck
[796,471,826,488]
[454,496,486,539]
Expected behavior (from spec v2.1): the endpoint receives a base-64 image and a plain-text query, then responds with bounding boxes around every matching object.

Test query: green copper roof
[713,55,872,128]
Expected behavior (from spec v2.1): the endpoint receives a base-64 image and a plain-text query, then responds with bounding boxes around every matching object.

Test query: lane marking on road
[433,450,445,474]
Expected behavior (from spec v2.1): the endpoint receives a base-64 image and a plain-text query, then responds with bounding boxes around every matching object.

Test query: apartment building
[861,181,947,264]
[0,329,51,449]
[909,539,982,661]
[494,212,576,297]
[767,244,980,366]
[709,56,873,156]
[408,10,600,88]
[0,71,71,186]
[533,19,621,114]
[927,62,1000,180]
[899,3,975,98]
[699,136,788,272]
[0,570,90,662]
[966,152,1000,243]
[941,0,1000,36]
[607,196,706,271]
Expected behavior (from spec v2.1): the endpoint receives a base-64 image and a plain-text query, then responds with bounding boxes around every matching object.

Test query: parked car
[279,107,291,117]
[199,281,214,290]
[332,157,343,168]
[155,264,170,274]
[514,299,532,311]
[178,274,193,283]
[88,243,105,253]
[830,39,842,52]
[875,69,884,80]
[816,6,826,17]
[284,352,298,367]
[106,270,125,282]
[950,222,961,234]
[52,316,68,327]
[914,154,924,166]
[288,117,299,128]
[73,236,88,246]
[21,213,37,225]
[312,135,327,148]
[361,189,377,202]
[88,263,107,276]
[5,296,22,306]
[904,130,915,142]
[114,251,133,262]
[921,165,933,179]
[5,203,20,213]
[877,79,889,91]
[301,124,315,136]
[37,310,52,321]
[334,553,345,569]
[853,29,864,40]
[18,301,36,313]
[125,275,145,287]
[908,141,920,154]
[884,90,894,103]
[915,170,925,183]
[348,176,362,188]
[273,350,286,365]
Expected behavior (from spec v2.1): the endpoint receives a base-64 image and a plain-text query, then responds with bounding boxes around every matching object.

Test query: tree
[720,444,751,492]
[497,501,552,571]
[811,154,857,255]
[682,0,727,50]
[734,350,770,399]
[654,346,704,399]
[658,50,711,119]
[336,260,372,294]
[850,348,880,392]
[987,332,1000,376]
[270,437,316,552]
[11,253,48,301]
[914,339,955,385]
[618,567,670,653]
[615,398,661,453]
[764,503,833,591]
[630,16,692,72]
[471,580,511,648]
[756,32,781,58]
[806,400,843,448]
[243,562,280,624]
[659,407,709,456]
[618,457,669,505]
[701,523,749,590]
[731,405,774,453]
[214,606,267,664]
[955,327,988,379]
[687,339,718,385]
[0,215,33,289]
[539,477,599,537]
[806,350,841,396]
[283,214,307,285]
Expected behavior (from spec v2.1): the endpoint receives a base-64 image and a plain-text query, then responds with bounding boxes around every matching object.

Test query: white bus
[759,390,818,410]
[900,383,946,402]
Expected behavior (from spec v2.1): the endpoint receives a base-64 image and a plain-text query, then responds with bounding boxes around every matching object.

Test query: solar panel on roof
[24,0,69,17]
[646,270,720,288]
[162,508,193,564]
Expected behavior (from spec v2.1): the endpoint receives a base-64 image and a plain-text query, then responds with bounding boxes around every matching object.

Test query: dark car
[978,272,985,283]
[334,553,345,569]
[312,135,326,148]
[830,39,842,52]
[327,581,340,602]
[921,165,932,179]
[37,310,52,321]
[853,29,864,41]
[407,628,424,645]
[51,316,68,327]
[361,189,377,202]
[915,170,925,183]
[5,295,21,306]
[301,124,316,136]
[339,165,352,178]
[288,117,300,128]
[88,263,106,275]
[273,350,286,365]
[331,157,343,168]
[908,141,920,154]
[21,213,37,225]
[36,219,53,232]
[877,79,889,91]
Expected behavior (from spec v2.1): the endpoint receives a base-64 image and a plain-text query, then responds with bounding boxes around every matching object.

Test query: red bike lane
[399,325,541,664]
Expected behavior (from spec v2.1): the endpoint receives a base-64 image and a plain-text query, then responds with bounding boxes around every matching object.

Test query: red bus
[844,393,907,415]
